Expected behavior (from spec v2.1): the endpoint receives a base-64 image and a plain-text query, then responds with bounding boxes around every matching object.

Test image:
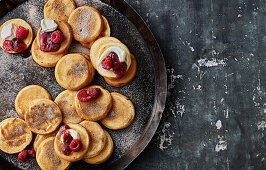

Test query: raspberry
[62,130,73,144]
[113,62,127,78]
[18,150,28,162]
[60,125,70,133]
[12,38,27,53]
[101,56,113,70]
[77,88,101,102]
[3,40,13,51]
[77,89,92,102]
[51,30,64,43]
[89,88,101,99]
[70,139,82,152]
[27,150,36,157]
[61,143,72,155]
[16,26,29,40]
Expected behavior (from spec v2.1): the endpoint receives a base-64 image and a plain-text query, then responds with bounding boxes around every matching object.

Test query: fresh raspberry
[70,139,82,152]
[77,89,92,102]
[16,26,29,40]
[62,130,73,144]
[27,150,36,157]
[89,88,101,99]
[113,62,127,78]
[3,40,13,51]
[77,88,101,102]
[60,125,70,133]
[101,56,113,70]
[18,150,28,162]
[12,38,27,53]
[51,30,64,43]
[61,143,72,155]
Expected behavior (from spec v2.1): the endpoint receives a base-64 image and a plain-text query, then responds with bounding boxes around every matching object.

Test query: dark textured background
[126,0,266,169]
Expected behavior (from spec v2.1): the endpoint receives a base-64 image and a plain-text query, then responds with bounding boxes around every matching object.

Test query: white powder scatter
[215,120,222,129]
[189,46,195,52]
[159,122,174,150]
[169,100,185,117]
[196,85,202,90]
[215,135,227,152]
[198,58,227,67]
[167,68,183,95]
[256,121,266,130]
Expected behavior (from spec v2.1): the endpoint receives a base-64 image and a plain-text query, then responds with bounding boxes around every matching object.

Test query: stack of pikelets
[0,0,136,169]
[0,82,135,169]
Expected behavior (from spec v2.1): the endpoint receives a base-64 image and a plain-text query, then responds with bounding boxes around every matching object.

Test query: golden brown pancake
[104,54,137,87]
[25,99,62,134]
[89,37,121,66]
[0,118,32,154]
[54,124,89,162]
[15,85,52,119]
[89,37,132,81]
[0,19,33,53]
[83,130,113,164]
[55,53,95,90]
[36,20,73,55]
[80,121,106,158]
[68,6,103,42]
[54,90,83,124]
[75,85,112,121]
[81,15,111,49]
[101,92,135,130]
[31,38,67,67]
[44,0,76,22]
[33,130,58,152]
[36,137,71,170]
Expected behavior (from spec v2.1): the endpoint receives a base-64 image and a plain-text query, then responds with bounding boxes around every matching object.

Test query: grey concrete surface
[126,0,266,169]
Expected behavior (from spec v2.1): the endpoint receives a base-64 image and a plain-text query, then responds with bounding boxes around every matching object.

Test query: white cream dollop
[41,18,58,32]
[97,46,131,78]
[60,129,80,143]
[1,23,17,40]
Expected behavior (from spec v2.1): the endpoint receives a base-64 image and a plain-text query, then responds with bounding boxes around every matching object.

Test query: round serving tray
[0,0,167,169]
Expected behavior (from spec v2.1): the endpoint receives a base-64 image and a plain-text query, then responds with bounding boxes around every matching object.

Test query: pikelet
[36,137,71,170]
[54,124,90,162]
[31,38,67,67]
[54,90,83,124]
[83,130,114,164]
[75,85,112,121]
[55,53,95,90]
[101,92,135,130]
[90,37,135,86]
[0,118,32,154]
[104,54,137,87]
[68,6,103,42]
[36,20,73,55]
[15,85,52,119]
[81,16,111,49]
[80,121,106,158]
[89,37,121,66]
[33,130,58,152]
[44,0,76,22]
[25,99,62,134]
[0,18,33,53]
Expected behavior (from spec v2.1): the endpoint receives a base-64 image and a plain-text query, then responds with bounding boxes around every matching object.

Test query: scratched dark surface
[126,0,266,170]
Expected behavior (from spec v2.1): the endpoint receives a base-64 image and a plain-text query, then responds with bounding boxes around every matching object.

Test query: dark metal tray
[0,0,167,169]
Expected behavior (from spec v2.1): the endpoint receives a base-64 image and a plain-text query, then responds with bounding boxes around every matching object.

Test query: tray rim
[0,0,167,169]
[103,0,167,169]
